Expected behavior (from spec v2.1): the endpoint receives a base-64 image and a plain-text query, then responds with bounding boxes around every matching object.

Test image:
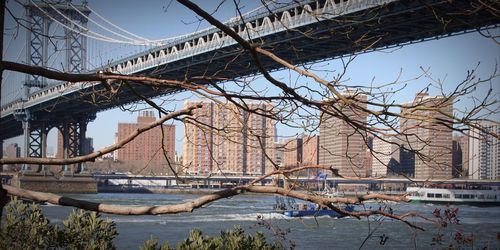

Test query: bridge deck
[1,0,498,139]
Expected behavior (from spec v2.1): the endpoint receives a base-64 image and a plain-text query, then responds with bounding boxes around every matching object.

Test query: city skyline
[1,0,498,178]
[55,94,499,180]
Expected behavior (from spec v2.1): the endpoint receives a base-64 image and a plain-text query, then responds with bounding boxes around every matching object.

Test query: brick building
[283,135,319,169]
[115,111,175,171]
[183,100,275,175]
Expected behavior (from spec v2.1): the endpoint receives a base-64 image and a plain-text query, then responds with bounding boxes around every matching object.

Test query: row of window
[426,193,497,199]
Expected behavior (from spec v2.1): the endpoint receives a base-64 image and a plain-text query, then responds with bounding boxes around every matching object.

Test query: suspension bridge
[0,0,498,172]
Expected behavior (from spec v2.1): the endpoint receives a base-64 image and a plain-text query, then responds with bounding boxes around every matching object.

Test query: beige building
[400,93,453,179]
[468,121,499,180]
[319,90,368,177]
[183,100,275,175]
[183,100,215,175]
[372,136,400,177]
[115,111,176,171]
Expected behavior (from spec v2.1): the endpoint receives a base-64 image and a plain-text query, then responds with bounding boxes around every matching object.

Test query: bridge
[1,0,498,172]
[85,174,500,192]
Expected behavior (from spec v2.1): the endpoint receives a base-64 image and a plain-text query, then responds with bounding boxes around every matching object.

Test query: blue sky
[2,0,499,156]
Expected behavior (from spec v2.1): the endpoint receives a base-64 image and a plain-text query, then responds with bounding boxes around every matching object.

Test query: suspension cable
[68,2,143,43]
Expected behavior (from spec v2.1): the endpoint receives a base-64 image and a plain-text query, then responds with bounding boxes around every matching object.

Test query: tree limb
[0,105,200,165]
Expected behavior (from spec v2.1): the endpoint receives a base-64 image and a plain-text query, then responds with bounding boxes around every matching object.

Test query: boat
[406,184,500,206]
[273,196,354,218]
[281,205,355,218]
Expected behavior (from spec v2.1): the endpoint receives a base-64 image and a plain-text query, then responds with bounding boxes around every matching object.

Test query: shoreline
[97,186,274,196]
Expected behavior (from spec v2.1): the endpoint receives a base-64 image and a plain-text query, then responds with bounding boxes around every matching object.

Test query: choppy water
[39,193,500,249]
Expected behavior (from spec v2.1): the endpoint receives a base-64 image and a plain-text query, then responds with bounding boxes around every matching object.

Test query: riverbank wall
[11,172,97,193]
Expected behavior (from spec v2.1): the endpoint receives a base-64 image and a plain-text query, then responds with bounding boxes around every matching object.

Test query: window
[427,193,435,198]
[435,193,443,198]
[443,194,450,199]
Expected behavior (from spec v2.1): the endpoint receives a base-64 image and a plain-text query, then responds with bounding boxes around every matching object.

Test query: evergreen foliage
[1,200,281,250]
[0,199,117,249]
[140,226,283,250]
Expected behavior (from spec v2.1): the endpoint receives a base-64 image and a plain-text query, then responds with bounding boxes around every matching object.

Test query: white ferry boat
[406,184,500,206]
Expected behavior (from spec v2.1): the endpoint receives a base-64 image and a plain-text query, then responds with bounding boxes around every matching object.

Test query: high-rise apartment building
[115,111,175,169]
[400,93,453,179]
[371,136,401,177]
[468,121,499,179]
[183,100,215,174]
[319,90,368,177]
[245,103,276,175]
[183,100,275,175]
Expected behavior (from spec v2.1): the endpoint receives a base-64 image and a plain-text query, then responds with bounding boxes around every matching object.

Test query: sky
[2,0,499,156]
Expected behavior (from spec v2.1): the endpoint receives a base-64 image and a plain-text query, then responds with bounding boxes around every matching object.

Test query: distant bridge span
[93,173,500,186]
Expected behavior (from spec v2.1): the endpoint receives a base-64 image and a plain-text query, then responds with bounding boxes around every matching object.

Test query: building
[183,100,215,174]
[371,136,401,177]
[274,140,285,168]
[2,143,21,171]
[56,132,94,158]
[468,121,499,179]
[183,100,275,176]
[115,111,176,172]
[283,137,303,168]
[400,93,453,179]
[452,134,469,178]
[302,135,319,167]
[4,143,21,159]
[319,90,368,177]
[245,102,276,175]
[282,135,319,169]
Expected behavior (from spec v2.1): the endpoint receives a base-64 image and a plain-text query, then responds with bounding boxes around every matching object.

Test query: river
[39,193,500,249]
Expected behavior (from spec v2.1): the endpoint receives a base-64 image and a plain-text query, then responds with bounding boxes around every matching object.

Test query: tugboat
[273,196,354,218]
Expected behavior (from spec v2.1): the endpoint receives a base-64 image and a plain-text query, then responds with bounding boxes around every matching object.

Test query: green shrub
[141,226,283,250]
[0,199,117,250]
[1,200,281,250]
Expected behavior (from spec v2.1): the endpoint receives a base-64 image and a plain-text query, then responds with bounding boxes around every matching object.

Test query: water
[39,193,500,249]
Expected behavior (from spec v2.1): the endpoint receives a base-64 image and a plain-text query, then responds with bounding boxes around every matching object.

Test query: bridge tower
[19,0,91,173]
[24,0,89,98]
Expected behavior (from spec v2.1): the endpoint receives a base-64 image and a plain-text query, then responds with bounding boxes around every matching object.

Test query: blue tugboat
[274,197,354,218]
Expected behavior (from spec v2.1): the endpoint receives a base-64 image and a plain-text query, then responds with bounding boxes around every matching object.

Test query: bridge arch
[300,4,313,17]
[171,46,178,54]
